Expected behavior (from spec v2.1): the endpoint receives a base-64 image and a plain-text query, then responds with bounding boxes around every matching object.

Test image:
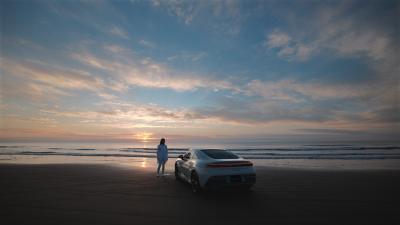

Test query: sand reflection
[141,158,147,168]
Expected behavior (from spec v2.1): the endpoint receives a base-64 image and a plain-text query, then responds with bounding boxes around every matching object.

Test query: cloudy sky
[1,0,399,143]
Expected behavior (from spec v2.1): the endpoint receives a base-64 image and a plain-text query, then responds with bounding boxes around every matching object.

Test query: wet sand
[1,164,399,225]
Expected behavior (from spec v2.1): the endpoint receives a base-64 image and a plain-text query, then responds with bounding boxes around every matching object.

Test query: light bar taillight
[207,161,253,168]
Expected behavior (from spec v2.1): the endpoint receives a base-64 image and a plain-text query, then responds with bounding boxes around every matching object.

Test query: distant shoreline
[2,142,400,170]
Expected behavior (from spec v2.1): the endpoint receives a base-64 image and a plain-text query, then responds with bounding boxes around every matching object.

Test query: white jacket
[157,144,168,163]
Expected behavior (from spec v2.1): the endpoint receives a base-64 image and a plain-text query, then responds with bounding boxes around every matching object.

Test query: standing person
[157,138,168,176]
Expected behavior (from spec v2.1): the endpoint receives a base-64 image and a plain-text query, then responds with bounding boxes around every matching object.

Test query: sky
[0,0,399,144]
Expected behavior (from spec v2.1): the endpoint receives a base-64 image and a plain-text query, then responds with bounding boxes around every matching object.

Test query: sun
[135,132,153,143]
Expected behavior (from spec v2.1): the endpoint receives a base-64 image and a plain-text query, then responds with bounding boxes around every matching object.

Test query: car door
[180,152,192,180]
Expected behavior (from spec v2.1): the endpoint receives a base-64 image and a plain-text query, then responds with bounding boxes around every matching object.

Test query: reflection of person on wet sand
[156,138,168,176]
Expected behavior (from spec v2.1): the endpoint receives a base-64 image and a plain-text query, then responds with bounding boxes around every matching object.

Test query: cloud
[246,79,364,102]
[2,0,398,142]
[16,38,44,50]
[152,0,196,25]
[265,31,291,48]
[370,107,400,123]
[124,64,237,92]
[150,0,244,34]
[3,42,397,134]
[138,39,156,48]
[71,53,114,71]
[268,1,399,123]
[269,1,398,65]
[194,95,393,128]
[265,31,314,61]
[196,100,336,125]
[295,44,313,61]
[332,30,390,61]
[0,76,72,101]
[4,51,392,130]
[45,1,131,40]
[2,58,105,92]
[0,57,118,101]
[311,2,397,63]
[71,49,239,92]
[295,128,366,135]
[40,101,208,129]
[109,25,129,39]
[103,44,129,53]
[167,51,207,62]
[187,75,398,127]
[277,46,294,58]
[264,0,399,65]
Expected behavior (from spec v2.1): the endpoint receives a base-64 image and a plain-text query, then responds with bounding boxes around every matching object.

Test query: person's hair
[160,138,165,145]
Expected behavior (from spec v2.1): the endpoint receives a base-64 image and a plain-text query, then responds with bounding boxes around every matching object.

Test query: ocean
[1,142,400,170]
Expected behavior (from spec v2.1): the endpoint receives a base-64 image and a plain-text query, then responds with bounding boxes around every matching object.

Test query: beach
[2,1,399,224]
[1,163,399,225]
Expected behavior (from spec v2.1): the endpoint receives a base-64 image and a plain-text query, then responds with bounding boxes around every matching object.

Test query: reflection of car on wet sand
[174,149,256,192]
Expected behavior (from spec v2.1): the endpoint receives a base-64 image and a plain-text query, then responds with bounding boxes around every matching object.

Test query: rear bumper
[204,173,256,189]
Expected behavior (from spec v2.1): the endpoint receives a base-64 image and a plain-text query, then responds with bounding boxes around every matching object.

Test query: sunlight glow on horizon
[135,132,154,143]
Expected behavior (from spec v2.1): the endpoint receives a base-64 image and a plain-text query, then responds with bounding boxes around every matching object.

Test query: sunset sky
[1,0,399,143]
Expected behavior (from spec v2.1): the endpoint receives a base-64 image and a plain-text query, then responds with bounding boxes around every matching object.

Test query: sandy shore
[1,164,399,225]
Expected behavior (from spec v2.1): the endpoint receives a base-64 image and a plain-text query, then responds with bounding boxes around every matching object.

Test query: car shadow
[176,177,256,196]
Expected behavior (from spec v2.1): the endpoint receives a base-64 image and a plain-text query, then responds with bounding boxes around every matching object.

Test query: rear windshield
[200,150,239,159]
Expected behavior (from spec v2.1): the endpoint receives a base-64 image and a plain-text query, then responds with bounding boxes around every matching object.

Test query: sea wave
[228,146,400,151]
[47,148,96,151]
[1,144,400,160]
[120,149,188,154]
[2,151,400,160]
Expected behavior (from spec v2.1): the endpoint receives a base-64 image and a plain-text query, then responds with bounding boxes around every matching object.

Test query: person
[156,138,168,176]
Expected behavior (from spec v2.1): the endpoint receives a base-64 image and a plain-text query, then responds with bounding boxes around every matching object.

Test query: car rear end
[196,149,256,190]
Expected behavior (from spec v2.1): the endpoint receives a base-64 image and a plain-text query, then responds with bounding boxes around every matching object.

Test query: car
[174,149,256,192]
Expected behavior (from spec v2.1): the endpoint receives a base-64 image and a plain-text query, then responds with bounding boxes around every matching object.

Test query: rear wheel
[191,171,202,193]
[174,164,180,180]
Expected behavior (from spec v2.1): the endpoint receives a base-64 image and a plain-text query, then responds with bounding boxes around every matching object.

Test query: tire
[191,171,202,193]
[174,164,180,180]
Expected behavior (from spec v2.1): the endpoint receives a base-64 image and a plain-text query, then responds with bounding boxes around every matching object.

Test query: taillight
[207,161,253,168]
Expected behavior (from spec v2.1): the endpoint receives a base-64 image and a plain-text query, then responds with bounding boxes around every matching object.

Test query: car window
[201,149,239,159]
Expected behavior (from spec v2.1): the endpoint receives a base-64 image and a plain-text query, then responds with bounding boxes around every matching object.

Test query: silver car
[174,149,256,192]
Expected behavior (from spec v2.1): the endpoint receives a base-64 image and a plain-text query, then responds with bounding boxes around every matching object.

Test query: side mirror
[178,155,183,159]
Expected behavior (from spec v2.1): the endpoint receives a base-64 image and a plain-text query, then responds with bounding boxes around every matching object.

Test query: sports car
[174,149,256,192]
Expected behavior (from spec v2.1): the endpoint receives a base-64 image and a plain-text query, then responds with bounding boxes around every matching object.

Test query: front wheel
[174,164,180,180]
[191,171,202,193]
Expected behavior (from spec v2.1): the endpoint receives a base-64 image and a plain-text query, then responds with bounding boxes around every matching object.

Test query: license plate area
[230,175,242,183]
